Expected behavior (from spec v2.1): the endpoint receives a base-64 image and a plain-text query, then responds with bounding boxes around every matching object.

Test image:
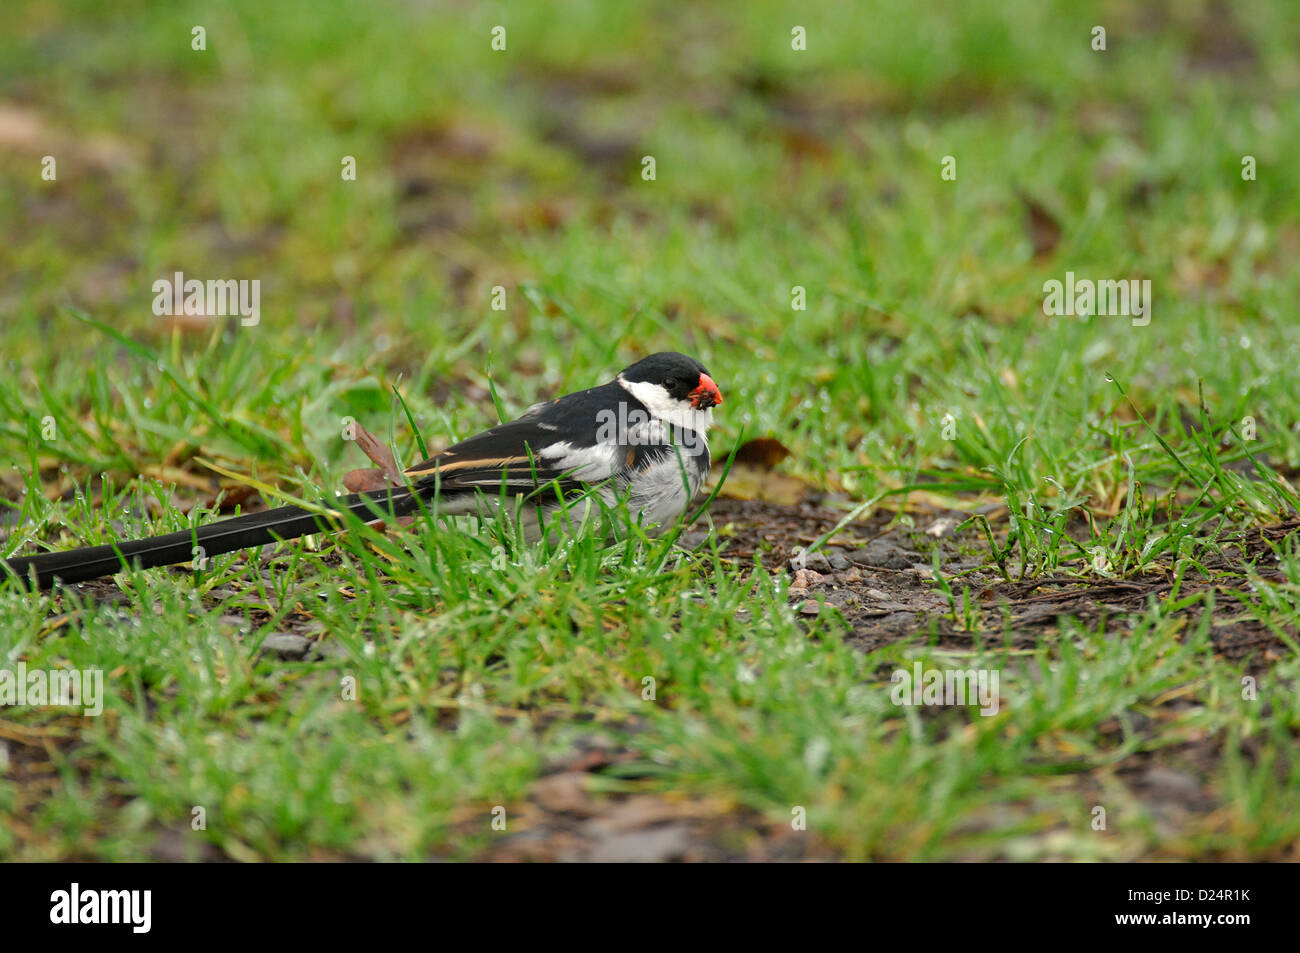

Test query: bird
[3,351,723,591]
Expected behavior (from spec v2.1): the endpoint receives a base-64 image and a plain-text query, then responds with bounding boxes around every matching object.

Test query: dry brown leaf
[729,437,792,468]
[713,437,811,504]
[1018,191,1062,261]
[342,420,405,492]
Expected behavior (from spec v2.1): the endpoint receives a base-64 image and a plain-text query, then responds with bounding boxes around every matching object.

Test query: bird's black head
[618,351,723,410]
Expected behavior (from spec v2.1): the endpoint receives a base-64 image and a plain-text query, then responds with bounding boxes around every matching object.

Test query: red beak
[689,373,723,410]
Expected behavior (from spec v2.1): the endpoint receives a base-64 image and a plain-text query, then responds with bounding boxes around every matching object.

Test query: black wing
[403,381,631,497]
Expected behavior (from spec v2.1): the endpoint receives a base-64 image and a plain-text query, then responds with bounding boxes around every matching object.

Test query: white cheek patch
[617,377,714,435]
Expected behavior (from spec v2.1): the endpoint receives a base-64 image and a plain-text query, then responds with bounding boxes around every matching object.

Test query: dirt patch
[693,499,1299,668]
[460,735,833,862]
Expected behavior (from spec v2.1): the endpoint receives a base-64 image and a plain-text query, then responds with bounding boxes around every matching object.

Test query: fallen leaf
[729,437,792,468]
[714,437,811,504]
[1018,191,1062,261]
[342,420,405,491]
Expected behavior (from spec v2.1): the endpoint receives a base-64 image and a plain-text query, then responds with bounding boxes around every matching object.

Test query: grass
[1,0,1299,860]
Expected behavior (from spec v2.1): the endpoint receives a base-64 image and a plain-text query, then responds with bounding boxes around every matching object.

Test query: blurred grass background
[3,0,1298,498]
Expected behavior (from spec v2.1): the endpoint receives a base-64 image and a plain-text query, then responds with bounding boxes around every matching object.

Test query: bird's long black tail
[3,486,422,591]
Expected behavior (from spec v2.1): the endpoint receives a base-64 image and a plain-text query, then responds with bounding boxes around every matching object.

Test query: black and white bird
[4,352,723,590]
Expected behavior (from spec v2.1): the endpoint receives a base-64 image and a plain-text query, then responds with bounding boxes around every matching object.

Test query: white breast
[622,448,706,530]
